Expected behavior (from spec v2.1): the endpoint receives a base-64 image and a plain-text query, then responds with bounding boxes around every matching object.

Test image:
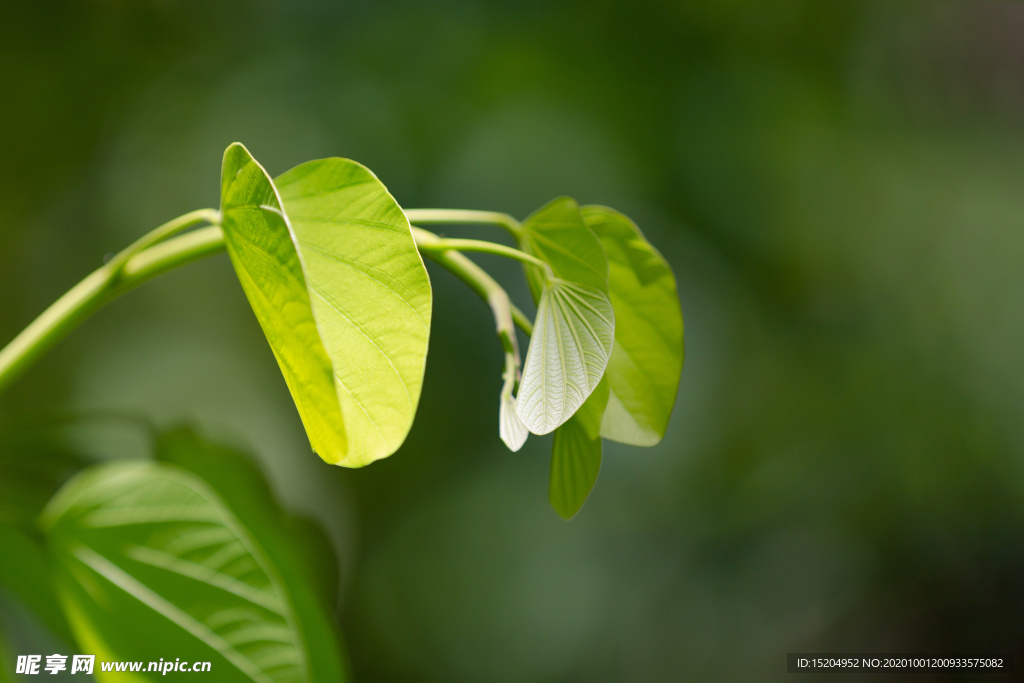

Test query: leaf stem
[411,227,533,372]
[404,209,522,238]
[411,230,552,280]
[106,209,220,273]
[0,217,223,395]
[0,210,537,398]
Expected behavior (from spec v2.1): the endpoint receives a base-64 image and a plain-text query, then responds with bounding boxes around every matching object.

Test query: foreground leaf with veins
[41,461,346,682]
[516,279,614,435]
[220,143,431,467]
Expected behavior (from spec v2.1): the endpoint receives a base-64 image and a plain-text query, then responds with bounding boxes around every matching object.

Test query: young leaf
[515,280,614,435]
[499,384,528,452]
[220,144,432,467]
[514,198,614,435]
[582,206,684,446]
[517,197,609,299]
[549,379,608,519]
[41,461,347,682]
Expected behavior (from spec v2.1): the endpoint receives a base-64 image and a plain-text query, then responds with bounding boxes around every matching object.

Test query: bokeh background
[3,1,1024,680]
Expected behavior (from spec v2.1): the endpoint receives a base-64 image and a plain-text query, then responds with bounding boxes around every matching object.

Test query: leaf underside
[515,198,614,435]
[515,280,614,435]
[499,391,529,452]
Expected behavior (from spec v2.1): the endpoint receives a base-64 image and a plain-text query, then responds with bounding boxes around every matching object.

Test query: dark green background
[2,1,1024,680]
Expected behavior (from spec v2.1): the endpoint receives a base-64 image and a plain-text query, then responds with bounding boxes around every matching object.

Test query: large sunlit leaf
[220,143,431,467]
[41,461,347,682]
[582,206,684,446]
[275,159,431,467]
[515,279,614,435]
[549,379,607,519]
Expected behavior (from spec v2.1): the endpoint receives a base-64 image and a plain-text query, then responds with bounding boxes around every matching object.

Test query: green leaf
[41,461,347,682]
[582,206,684,446]
[517,197,609,298]
[219,143,432,467]
[515,279,615,435]
[0,431,89,527]
[154,426,341,611]
[549,379,608,519]
[0,525,74,645]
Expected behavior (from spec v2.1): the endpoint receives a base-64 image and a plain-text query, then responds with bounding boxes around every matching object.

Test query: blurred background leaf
[2,1,1024,680]
[41,460,347,682]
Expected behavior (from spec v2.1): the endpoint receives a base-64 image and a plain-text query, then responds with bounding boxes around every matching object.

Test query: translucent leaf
[219,143,431,467]
[499,389,528,452]
[515,280,614,435]
[582,206,684,446]
[40,461,347,682]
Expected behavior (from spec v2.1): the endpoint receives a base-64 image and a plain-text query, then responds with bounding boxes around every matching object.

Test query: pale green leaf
[549,380,608,519]
[275,158,431,467]
[499,388,528,452]
[220,143,431,467]
[41,461,347,683]
[582,206,684,446]
[515,280,614,435]
[220,144,347,464]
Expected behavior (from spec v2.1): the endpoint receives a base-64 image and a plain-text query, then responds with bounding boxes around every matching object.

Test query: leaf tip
[500,393,529,452]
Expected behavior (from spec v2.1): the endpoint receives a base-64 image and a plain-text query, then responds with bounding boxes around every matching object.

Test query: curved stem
[411,229,552,281]
[106,208,220,274]
[404,209,521,238]
[412,228,528,362]
[0,211,534,398]
[0,219,223,394]
[511,305,533,336]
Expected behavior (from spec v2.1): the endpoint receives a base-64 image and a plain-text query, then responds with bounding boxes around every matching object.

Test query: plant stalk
[404,209,521,238]
[0,214,535,397]
[411,230,552,280]
[411,227,531,353]
[0,220,223,395]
